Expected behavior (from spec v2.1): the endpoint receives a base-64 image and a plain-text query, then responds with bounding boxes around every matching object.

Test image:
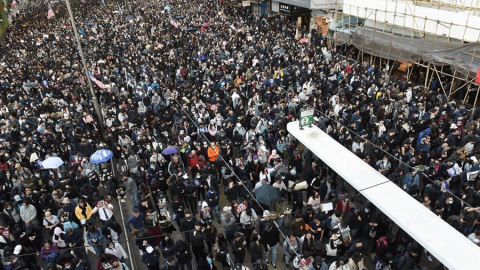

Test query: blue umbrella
[164,6,171,10]
[162,146,180,155]
[186,28,198,32]
[274,48,286,54]
[90,149,113,164]
[126,15,134,19]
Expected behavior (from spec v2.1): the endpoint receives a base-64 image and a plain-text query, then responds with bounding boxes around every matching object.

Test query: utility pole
[64,0,105,133]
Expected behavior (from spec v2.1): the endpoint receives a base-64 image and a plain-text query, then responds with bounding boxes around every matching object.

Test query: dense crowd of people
[0,0,479,270]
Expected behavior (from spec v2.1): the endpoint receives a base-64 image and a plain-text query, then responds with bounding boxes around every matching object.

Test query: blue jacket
[86,228,103,245]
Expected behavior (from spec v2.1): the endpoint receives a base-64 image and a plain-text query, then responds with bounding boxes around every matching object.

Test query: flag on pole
[476,64,480,84]
[170,20,179,28]
[47,5,55,19]
[89,73,107,89]
[125,69,145,97]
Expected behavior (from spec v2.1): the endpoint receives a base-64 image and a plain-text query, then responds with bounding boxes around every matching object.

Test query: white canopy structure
[287,121,480,270]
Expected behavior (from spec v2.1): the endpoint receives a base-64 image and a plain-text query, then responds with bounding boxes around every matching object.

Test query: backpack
[377,236,388,249]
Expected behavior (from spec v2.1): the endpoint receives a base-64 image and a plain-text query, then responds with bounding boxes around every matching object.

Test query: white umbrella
[29,153,39,163]
[41,157,64,169]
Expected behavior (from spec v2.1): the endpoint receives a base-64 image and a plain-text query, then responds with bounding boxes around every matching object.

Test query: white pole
[64,0,104,133]
[118,196,135,266]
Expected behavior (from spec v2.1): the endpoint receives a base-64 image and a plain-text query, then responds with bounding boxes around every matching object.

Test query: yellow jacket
[75,203,93,221]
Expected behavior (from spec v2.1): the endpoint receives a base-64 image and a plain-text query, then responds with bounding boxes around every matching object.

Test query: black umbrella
[175,15,184,19]
[255,184,281,207]
[186,28,198,32]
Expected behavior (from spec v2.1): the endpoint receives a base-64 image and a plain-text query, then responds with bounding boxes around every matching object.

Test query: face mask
[35,174,40,178]
[254,160,258,164]
[109,245,114,249]
[448,200,453,204]
[365,209,369,213]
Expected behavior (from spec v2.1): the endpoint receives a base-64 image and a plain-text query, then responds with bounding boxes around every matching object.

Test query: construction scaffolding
[331,0,480,105]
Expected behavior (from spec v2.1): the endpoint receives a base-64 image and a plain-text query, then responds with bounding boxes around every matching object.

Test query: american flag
[170,20,179,29]
[47,5,55,19]
[89,73,107,89]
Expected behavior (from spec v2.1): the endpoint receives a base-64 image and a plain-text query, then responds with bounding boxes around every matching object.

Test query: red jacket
[336,199,350,214]
[188,153,199,169]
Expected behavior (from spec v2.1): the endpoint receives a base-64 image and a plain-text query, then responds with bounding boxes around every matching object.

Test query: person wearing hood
[141,244,160,270]
[190,221,206,262]
[200,201,213,224]
[174,239,193,270]
[52,226,67,249]
[308,256,328,270]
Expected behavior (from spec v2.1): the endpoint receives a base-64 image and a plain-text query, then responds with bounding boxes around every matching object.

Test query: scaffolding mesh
[335,27,480,78]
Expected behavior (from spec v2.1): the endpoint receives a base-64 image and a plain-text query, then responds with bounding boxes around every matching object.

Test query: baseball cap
[14,245,22,255]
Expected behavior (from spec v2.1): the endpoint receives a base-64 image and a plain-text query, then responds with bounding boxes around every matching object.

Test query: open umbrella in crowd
[0,0,479,270]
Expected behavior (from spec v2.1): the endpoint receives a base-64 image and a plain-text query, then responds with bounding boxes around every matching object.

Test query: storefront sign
[278,2,310,15]
[279,3,290,14]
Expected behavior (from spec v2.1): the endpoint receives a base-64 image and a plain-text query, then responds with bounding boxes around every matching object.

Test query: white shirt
[468,233,479,244]
[105,242,128,259]
[94,202,114,221]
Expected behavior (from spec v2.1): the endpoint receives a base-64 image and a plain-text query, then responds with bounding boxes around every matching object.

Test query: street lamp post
[64,0,104,133]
